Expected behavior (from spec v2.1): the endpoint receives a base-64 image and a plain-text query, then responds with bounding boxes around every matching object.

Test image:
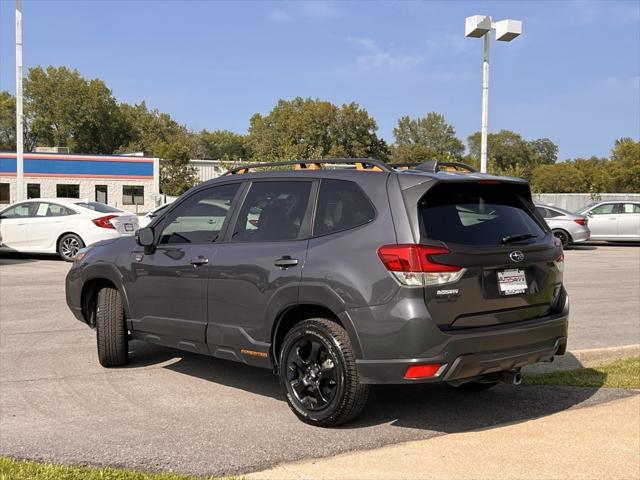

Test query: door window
[232,181,312,242]
[159,183,240,244]
[1,203,35,218]
[314,179,375,236]
[590,204,617,215]
[620,203,640,214]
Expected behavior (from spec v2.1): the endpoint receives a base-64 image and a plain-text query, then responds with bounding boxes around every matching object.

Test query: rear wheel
[552,229,571,247]
[96,287,128,367]
[58,233,84,261]
[279,318,369,427]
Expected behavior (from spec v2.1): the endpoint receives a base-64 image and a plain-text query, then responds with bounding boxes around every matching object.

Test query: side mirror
[136,227,155,247]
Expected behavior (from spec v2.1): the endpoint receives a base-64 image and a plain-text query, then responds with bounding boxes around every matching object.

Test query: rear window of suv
[419,182,546,246]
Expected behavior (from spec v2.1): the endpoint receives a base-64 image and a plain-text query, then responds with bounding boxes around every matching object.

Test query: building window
[56,184,80,198]
[95,185,108,204]
[27,184,41,199]
[0,183,9,204]
[123,185,144,205]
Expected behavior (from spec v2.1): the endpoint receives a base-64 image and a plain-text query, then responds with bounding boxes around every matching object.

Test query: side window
[1,203,34,218]
[590,204,616,215]
[314,179,375,236]
[232,181,312,242]
[621,203,640,214]
[545,208,563,218]
[536,207,550,218]
[159,183,239,244]
[45,203,73,217]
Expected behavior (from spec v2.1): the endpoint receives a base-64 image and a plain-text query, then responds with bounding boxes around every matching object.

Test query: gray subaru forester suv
[66,159,569,427]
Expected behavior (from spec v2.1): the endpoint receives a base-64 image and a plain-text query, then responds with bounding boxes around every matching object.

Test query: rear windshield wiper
[501,233,537,244]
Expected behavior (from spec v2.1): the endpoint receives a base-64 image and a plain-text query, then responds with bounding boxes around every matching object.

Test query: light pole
[15,0,24,201]
[465,15,522,173]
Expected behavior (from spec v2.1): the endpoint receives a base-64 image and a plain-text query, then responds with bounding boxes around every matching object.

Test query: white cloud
[348,36,381,53]
[356,53,423,72]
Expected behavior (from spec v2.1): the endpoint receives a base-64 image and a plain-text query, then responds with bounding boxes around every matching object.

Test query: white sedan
[0,198,139,261]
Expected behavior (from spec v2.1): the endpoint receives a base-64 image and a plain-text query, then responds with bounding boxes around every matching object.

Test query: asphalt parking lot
[0,245,638,476]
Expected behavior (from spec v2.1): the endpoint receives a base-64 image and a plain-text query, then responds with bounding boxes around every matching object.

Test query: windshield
[575,203,597,214]
[419,183,546,246]
[75,202,123,213]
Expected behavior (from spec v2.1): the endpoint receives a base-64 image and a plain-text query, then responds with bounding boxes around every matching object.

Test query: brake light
[574,218,586,226]
[553,237,565,271]
[404,363,442,379]
[377,244,465,286]
[92,215,117,229]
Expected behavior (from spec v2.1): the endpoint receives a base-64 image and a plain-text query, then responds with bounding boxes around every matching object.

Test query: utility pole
[16,0,24,201]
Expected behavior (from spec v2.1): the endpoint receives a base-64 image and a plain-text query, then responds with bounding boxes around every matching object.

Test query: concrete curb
[523,344,640,374]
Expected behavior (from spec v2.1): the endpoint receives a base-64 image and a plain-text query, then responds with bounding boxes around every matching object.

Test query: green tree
[24,66,129,153]
[192,129,250,161]
[610,137,640,193]
[391,112,464,163]
[157,140,198,196]
[530,163,587,193]
[0,91,16,150]
[467,130,558,177]
[247,97,388,161]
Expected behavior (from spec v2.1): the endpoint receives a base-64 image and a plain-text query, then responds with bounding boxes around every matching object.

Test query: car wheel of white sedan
[58,233,85,261]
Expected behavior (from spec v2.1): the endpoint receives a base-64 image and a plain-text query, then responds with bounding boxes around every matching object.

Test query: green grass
[0,457,228,480]
[523,356,640,389]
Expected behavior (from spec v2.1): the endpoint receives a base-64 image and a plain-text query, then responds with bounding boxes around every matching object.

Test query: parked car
[0,198,139,261]
[139,203,171,228]
[535,203,590,247]
[575,201,640,242]
[66,159,568,427]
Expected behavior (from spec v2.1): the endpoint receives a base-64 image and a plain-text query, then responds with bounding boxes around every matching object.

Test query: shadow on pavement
[0,252,60,265]
[123,340,619,433]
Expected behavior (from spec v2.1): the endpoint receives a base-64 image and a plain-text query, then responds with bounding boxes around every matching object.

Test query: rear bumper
[570,228,590,243]
[356,306,568,385]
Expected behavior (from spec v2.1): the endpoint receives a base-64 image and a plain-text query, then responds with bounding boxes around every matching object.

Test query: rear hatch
[415,180,563,330]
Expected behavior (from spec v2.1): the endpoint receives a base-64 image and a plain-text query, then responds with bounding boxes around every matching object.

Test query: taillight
[404,363,443,379]
[553,237,565,271]
[574,218,587,226]
[377,244,465,286]
[92,215,117,229]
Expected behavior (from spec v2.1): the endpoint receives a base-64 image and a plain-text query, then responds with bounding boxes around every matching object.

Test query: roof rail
[222,158,393,175]
[392,160,478,173]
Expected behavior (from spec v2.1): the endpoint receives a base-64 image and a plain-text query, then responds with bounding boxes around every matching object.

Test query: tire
[278,318,369,427]
[552,229,571,248]
[96,287,128,367]
[58,233,84,261]
[449,381,499,392]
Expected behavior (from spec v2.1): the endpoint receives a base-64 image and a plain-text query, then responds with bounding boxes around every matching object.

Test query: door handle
[190,256,209,267]
[274,256,299,268]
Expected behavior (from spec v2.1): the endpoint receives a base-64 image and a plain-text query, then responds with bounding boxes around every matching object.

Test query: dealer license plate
[497,269,527,295]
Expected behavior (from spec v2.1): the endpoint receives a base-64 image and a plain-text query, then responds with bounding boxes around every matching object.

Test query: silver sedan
[535,204,591,247]
[576,201,640,242]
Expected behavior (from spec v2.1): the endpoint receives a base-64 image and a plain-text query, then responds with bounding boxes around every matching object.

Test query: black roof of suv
[66,157,568,427]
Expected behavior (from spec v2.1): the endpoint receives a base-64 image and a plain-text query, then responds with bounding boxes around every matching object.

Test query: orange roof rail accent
[355,162,383,172]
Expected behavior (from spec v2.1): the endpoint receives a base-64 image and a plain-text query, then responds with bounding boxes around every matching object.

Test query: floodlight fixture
[464,15,523,173]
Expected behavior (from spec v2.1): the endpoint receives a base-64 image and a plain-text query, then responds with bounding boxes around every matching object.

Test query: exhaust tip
[513,373,522,385]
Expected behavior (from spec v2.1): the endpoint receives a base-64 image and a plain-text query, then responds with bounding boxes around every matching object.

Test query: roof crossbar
[223,158,393,175]
[392,160,478,173]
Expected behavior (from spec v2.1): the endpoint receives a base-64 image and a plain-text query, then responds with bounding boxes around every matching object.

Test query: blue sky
[0,0,638,160]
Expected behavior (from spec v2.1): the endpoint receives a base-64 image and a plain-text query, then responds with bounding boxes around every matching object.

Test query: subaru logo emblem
[509,251,525,262]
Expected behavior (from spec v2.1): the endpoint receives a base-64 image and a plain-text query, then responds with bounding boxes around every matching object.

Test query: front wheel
[58,233,84,261]
[278,318,369,427]
[96,287,128,367]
